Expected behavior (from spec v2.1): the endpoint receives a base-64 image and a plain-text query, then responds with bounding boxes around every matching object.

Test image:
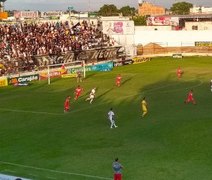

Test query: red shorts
[64,106,69,111]
[187,97,194,102]
[114,174,122,180]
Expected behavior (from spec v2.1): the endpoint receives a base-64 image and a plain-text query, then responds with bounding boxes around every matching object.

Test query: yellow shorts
[142,107,147,112]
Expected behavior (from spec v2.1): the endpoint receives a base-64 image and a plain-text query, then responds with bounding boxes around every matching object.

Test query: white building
[101,16,136,56]
[185,21,212,30]
[190,6,212,14]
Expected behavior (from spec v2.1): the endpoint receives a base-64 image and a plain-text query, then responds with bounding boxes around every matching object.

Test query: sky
[3,0,212,12]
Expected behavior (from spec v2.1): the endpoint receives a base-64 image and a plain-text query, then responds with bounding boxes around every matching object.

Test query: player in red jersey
[176,66,183,79]
[184,89,196,104]
[64,96,71,113]
[116,74,122,87]
[74,85,83,100]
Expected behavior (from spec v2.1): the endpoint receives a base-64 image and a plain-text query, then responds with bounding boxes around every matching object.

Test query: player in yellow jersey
[141,97,148,118]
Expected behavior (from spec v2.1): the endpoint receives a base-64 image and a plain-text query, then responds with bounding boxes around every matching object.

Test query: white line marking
[0,108,63,116]
[47,177,57,180]
[28,173,38,177]
[0,102,106,116]
[0,161,112,180]
[3,169,16,173]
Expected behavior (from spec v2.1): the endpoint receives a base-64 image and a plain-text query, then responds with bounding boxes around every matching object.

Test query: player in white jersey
[85,87,96,104]
[108,108,118,129]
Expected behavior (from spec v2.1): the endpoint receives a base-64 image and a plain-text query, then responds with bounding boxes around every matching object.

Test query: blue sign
[90,62,113,71]
[66,61,113,74]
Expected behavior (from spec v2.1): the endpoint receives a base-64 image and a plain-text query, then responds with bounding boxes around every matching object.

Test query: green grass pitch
[0,56,212,180]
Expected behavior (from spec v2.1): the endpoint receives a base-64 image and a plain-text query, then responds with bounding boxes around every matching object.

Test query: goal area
[47,61,85,85]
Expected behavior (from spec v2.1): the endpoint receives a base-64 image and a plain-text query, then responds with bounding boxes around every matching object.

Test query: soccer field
[0,56,212,180]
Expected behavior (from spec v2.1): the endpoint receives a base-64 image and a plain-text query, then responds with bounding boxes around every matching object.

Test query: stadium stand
[0,20,114,76]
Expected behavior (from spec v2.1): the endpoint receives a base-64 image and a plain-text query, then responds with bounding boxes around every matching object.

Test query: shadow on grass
[121,77,133,86]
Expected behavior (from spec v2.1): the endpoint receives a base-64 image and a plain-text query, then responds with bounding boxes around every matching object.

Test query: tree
[170,1,193,15]
[133,16,147,26]
[98,4,119,16]
[119,6,136,16]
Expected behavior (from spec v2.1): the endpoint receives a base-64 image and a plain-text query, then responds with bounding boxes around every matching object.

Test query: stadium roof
[153,14,212,19]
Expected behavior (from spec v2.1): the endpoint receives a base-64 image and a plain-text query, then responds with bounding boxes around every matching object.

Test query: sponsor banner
[132,57,151,64]
[39,70,61,80]
[195,41,212,47]
[172,54,183,58]
[66,61,113,75]
[113,59,124,67]
[39,61,113,80]
[67,67,83,74]
[34,53,75,67]
[89,61,114,71]
[89,62,114,72]
[147,16,179,26]
[2,47,120,72]
[41,11,63,18]
[8,74,39,85]
[102,21,134,35]
[78,47,120,62]
[61,74,77,78]
[0,12,8,19]
[122,59,133,65]
[113,58,133,66]
[14,82,29,86]
[33,47,120,66]
[14,11,39,19]
[0,77,8,87]
[61,69,68,75]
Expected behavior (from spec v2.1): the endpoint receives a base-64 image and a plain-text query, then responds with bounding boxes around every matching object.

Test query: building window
[192,25,198,30]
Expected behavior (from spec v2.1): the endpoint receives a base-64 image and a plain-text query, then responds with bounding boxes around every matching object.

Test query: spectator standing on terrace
[112,158,123,180]
[0,21,113,75]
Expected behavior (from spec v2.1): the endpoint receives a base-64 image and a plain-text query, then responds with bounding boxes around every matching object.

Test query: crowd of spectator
[0,20,115,76]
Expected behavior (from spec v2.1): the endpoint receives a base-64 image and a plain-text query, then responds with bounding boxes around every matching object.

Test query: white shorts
[90,94,94,99]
